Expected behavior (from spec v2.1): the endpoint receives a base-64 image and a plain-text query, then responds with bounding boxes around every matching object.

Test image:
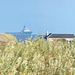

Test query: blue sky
[0,0,75,35]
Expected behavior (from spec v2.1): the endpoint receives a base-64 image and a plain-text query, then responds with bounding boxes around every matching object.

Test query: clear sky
[0,0,75,35]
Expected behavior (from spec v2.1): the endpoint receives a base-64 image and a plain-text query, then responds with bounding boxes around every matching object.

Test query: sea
[12,34,45,42]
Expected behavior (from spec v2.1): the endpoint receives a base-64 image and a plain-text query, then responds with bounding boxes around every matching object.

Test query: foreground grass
[0,37,75,75]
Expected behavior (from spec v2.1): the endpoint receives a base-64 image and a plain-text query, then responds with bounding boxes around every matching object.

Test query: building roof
[47,33,74,38]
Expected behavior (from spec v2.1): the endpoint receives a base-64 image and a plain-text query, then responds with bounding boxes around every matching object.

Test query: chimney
[46,30,48,36]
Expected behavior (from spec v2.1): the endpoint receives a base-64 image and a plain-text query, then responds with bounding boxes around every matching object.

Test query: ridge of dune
[0,34,9,43]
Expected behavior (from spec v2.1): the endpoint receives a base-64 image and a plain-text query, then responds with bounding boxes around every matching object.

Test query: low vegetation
[3,34,17,42]
[0,36,75,75]
[0,34,17,51]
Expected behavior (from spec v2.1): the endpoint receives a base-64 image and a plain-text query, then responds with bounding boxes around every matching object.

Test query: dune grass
[3,34,17,42]
[0,34,17,51]
[0,36,75,75]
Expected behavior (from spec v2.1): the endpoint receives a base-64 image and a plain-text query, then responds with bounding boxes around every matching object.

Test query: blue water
[12,34,45,42]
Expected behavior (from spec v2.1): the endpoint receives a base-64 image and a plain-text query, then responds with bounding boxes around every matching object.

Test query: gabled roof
[47,33,74,38]
[44,33,51,39]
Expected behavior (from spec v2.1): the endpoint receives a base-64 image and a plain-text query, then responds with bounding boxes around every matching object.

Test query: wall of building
[47,38,74,42]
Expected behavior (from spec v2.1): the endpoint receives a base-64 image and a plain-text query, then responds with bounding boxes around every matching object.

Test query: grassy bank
[0,37,75,75]
[3,34,17,42]
[0,34,17,50]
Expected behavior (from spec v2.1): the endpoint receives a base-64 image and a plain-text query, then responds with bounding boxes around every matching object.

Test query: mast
[24,26,25,29]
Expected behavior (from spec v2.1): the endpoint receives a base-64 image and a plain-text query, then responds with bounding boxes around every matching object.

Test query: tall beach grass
[0,36,75,75]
